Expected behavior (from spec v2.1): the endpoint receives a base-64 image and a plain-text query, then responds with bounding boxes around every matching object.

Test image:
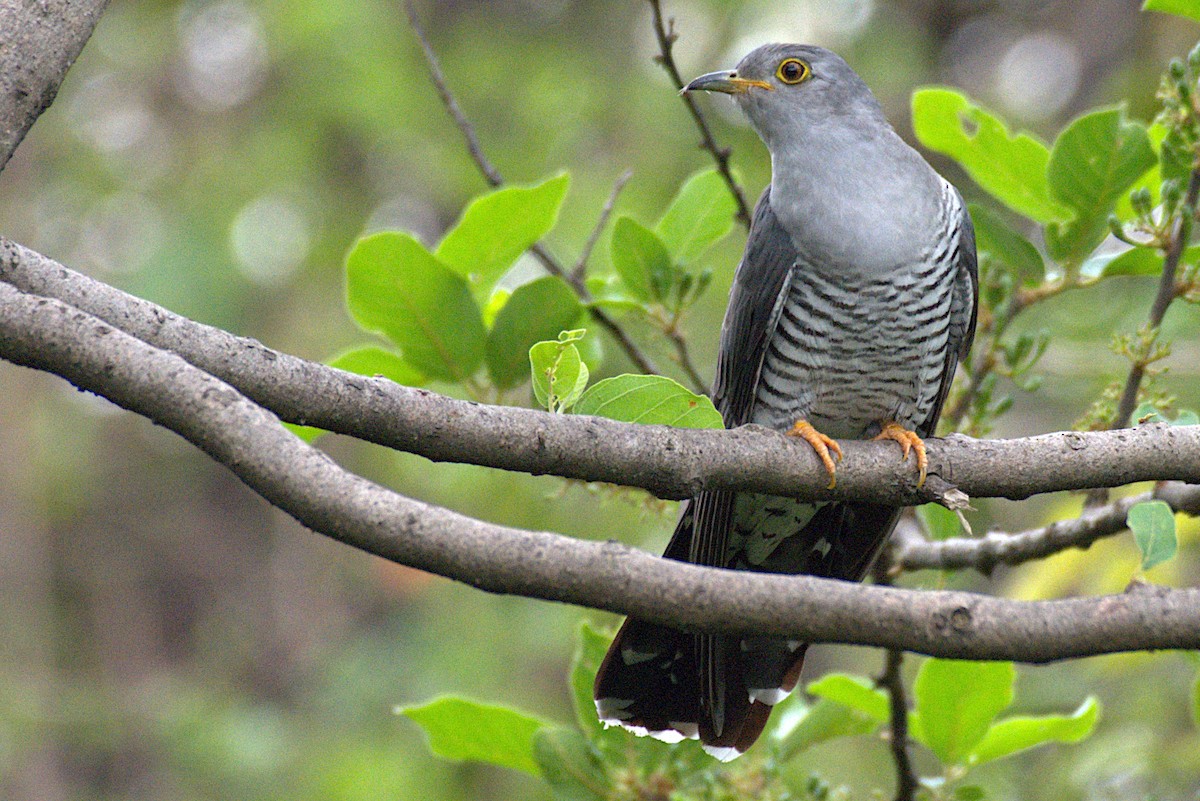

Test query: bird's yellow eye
[776,58,810,85]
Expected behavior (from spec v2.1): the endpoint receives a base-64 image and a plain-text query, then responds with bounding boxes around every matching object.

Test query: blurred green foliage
[2,1,1200,800]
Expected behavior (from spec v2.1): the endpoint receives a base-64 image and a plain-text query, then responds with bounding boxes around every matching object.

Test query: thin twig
[880,648,918,801]
[403,0,503,187]
[572,169,633,283]
[647,0,753,229]
[664,324,707,393]
[892,481,1200,574]
[1111,167,1200,430]
[402,1,661,377]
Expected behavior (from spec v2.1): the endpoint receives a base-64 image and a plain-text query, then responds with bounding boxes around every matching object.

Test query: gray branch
[3,238,1200,510]
[3,278,1200,662]
[0,0,109,171]
[895,482,1200,574]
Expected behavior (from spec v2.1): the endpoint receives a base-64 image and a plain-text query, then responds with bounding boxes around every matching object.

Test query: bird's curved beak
[681,70,772,95]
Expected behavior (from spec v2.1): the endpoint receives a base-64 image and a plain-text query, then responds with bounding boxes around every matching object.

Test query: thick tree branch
[0,0,109,171]
[3,239,1200,510]
[3,279,1200,662]
[895,482,1200,574]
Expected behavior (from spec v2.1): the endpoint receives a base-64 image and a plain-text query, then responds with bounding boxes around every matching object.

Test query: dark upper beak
[681,70,772,95]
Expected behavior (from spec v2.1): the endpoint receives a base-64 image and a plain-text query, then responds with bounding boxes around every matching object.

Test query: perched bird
[593,44,978,760]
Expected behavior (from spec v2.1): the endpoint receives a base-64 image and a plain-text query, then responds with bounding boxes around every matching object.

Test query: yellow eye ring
[776,58,810,85]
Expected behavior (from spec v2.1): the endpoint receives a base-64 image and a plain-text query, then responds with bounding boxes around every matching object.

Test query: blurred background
[1,0,1199,798]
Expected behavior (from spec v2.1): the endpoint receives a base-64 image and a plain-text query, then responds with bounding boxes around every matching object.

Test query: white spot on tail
[702,743,742,762]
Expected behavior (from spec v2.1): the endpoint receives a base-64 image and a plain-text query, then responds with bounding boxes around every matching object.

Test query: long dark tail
[593,496,898,760]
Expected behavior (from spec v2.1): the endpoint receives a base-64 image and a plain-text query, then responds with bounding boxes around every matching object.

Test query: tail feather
[593,496,899,759]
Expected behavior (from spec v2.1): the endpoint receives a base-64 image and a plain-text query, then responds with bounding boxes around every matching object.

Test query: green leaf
[574,374,723,429]
[968,697,1100,766]
[969,204,1045,285]
[954,787,988,801]
[486,277,584,389]
[1143,0,1200,24]
[1099,247,1163,277]
[777,697,883,761]
[917,502,965,542]
[912,659,1015,766]
[1127,499,1177,571]
[328,345,426,386]
[570,624,612,737]
[912,88,1069,223]
[1193,667,1200,729]
[805,674,890,722]
[655,169,737,265]
[610,216,675,302]
[532,727,610,801]
[530,338,589,413]
[1044,109,1156,265]
[400,696,550,776]
[435,174,571,296]
[346,232,486,382]
[1100,245,1200,278]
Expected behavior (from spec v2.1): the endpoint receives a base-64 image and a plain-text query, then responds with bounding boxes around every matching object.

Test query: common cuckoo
[593,44,979,760]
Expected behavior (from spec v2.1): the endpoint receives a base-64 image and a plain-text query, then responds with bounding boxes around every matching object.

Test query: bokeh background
[1,1,1199,798]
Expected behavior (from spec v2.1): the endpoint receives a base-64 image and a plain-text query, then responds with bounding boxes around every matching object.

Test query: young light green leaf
[328,345,426,386]
[969,204,1045,285]
[1143,0,1200,24]
[805,674,890,722]
[610,216,676,302]
[346,232,486,382]
[777,697,884,761]
[400,696,550,776]
[912,89,1069,223]
[570,624,613,737]
[574,374,723,429]
[435,173,571,296]
[655,169,737,265]
[532,727,610,801]
[1045,109,1156,265]
[529,340,589,413]
[486,277,584,389]
[912,659,1015,766]
[968,697,1100,766]
[1127,499,1177,571]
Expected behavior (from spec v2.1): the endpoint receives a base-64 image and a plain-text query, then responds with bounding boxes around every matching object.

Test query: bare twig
[402,1,663,378]
[893,482,1200,574]
[647,0,753,229]
[402,0,503,187]
[1112,168,1200,430]
[664,323,707,393]
[880,648,917,801]
[5,240,1200,508]
[5,279,1200,660]
[572,169,633,283]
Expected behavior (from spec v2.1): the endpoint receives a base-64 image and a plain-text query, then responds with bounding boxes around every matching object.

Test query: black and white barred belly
[750,197,963,439]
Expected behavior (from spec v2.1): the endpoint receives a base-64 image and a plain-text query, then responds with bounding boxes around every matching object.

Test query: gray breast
[749,184,962,438]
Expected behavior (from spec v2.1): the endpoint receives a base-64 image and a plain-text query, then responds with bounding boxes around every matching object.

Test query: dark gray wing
[711,188,799,427]
[920,195,979,437]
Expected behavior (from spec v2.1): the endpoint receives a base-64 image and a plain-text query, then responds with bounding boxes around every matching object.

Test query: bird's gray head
[683,44,886,149]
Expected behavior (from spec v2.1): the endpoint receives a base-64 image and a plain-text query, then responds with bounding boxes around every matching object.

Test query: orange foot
[786,420,842,490]
[874,421,928,488]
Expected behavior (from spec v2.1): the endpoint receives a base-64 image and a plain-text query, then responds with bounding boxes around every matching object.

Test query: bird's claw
[786,420,842,489]
[874,421,928,488]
